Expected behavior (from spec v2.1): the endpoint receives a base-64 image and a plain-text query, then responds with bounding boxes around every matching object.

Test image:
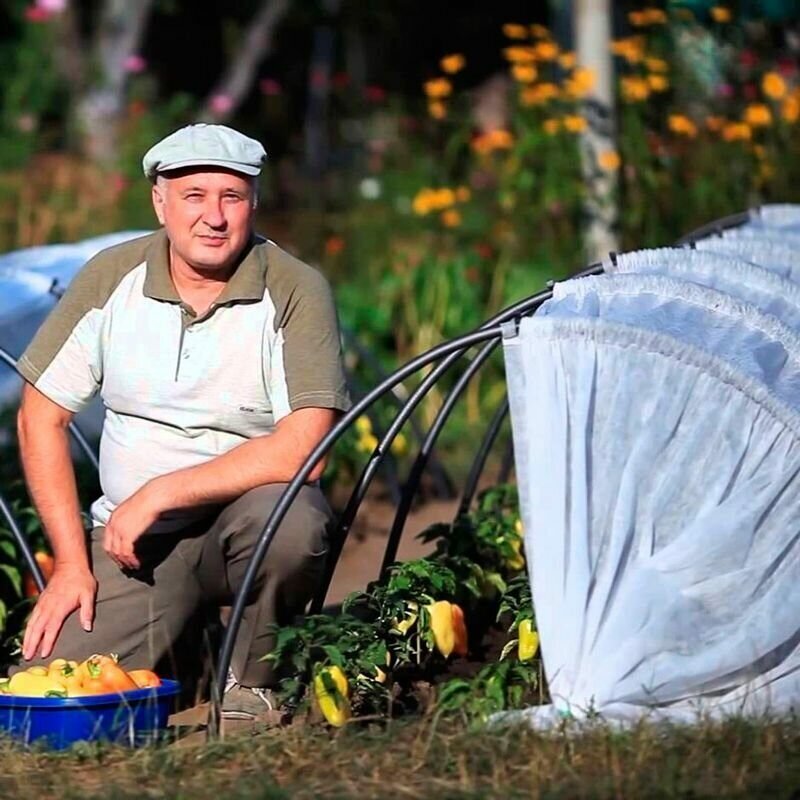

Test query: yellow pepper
[518,619,539,661]
[8,671,67,698]
[26,666,48,677]
[48,658,82,695]
[427,601,468,658]
[314,666,351,727]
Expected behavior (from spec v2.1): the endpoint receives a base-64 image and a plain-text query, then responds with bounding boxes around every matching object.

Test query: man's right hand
[21,564,97,661]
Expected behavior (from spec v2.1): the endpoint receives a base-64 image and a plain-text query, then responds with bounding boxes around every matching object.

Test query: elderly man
[16,124,350,720]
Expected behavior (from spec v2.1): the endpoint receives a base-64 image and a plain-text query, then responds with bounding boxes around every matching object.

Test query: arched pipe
[208,323,511,737]
[675,210,750,246]
[456,395,509,519]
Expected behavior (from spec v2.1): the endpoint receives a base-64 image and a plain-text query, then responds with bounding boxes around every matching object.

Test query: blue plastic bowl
[0,679,181,749]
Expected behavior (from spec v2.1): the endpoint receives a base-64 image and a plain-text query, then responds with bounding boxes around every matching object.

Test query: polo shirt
[18,230,351,531]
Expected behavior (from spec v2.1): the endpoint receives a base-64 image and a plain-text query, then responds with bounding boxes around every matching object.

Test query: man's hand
[103,482,165,571]
[22,564,97,661]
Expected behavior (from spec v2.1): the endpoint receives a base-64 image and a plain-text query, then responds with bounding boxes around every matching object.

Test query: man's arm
[18,383,97,660]
[104,406,340,570]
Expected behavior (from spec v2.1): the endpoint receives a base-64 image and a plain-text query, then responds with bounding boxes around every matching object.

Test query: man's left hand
[103,482,166,571]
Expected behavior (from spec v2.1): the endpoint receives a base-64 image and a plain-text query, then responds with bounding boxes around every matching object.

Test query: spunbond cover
[502,315,800,725]
[693,236,800,281]
[605,248,800,331]
[538,273,800,411]
[749,203,800,231]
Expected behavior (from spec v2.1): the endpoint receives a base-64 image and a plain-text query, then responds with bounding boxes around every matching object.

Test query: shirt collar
[143,228,267,305]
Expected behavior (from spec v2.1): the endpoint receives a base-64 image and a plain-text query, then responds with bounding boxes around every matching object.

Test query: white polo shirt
[18,230,351,530]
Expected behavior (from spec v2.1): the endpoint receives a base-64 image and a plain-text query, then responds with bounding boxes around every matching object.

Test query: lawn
[3,714,799,799]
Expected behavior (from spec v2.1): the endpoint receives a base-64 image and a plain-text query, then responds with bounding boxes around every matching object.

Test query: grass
[1,713,799,799]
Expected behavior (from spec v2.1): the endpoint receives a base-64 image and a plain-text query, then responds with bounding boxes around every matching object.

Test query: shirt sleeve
[17,261,106,414]
[267,258,351,423]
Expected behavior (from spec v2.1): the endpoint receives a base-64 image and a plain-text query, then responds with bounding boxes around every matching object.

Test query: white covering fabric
[502,314,800,725]
[606,248,800,331]
[750,203,800,230]
[538,274,800,410]
[693,237,800,282]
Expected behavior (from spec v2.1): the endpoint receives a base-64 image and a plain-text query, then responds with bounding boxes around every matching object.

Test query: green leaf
[0,564,21,596]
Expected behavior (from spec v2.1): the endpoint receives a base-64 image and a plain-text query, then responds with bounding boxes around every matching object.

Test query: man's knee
[219,483,332,573]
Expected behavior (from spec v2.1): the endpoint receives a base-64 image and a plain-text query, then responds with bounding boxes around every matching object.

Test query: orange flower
[643,8,667,24]
[543,118,560,135]
[424,78,452,99]
[782,93,800,123]
[762,72,787,101]
[710,6,731,22]
[324,236,345,256]
[564,66,596,98]
[455,186,471,202]
[611,37,645,64]
[645,57,669,73]
[472,129,515,154]
[533,41,559,61]
[744,103,772,127]
[705,115,726,131]
[722,122,752,141]
[668,114,698,138]
[598,150,621,171]
[502,23,528,40]
[511,63,537,83]
[647,74,669,92]
[620,76,650,102]
[503,46,537,64]
[441,209,462,227]
[529,23,550,38]
[440,53,466,75]
[519,82,559,106]
[428,100,447,120]
[563,114,588,133]
[628,10,647,26]
[558,51,577,70]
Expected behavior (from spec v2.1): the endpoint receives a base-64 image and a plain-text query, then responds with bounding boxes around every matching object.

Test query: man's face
[151,167,257,272]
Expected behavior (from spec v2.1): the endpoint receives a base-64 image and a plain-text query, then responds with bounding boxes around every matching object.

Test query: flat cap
[142,124,267,180]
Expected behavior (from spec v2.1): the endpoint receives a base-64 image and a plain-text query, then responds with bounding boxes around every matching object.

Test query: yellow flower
[744,103,772,127]
[441,209,461,228]
[357,433,379,453]
[543,118,560,135]
[434,187,456,207]
[390,432,408,456]
[427,100,447,120]
[424,78,452,99]
[753,144,766,160]
[782,93,800,123]
[647,74,669,92]
[503,46,537,64]
[529,23,550,38]
[511,63,537,83]
[563,114,588,133]
[455,185,471,202]
[355,415,372,435]
[668,114,698,138]
[440,53,466,75]
[598,150,621,171]
[533,41,560,61]
[611,37,645,64]
[520,82,559,106]
[412,187,455,215]
[620,76,650,102]
[558,51,577,70]
[710,6,731,23]
[762,72,787,101]
[645,57,669,73]
[705,115,725,131]
[564,66,596,98]
[722,122,752,141]
[502,23,528,40]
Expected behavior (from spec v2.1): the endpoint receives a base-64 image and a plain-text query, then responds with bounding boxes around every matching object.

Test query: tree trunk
[198,0,291,123]
[573,0,619,261]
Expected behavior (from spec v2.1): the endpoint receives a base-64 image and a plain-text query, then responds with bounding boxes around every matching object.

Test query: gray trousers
[24,484,331,688]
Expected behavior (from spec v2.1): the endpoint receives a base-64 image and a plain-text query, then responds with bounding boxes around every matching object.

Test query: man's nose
[202,201,227,229]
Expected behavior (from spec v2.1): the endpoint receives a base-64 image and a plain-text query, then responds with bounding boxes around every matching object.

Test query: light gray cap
[142,124,267,180]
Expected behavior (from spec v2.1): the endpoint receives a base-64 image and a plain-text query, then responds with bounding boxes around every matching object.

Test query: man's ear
[151,182,166,225]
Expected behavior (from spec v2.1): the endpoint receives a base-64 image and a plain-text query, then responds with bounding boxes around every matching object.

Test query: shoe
[221,669,281,723]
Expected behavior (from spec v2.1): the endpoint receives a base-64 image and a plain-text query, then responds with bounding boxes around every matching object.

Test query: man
[15,124,350,720]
